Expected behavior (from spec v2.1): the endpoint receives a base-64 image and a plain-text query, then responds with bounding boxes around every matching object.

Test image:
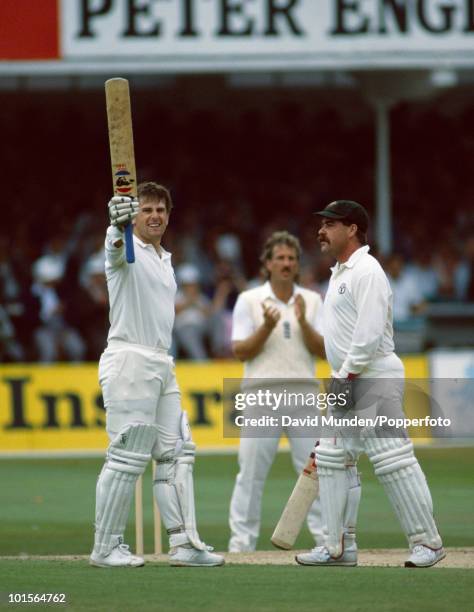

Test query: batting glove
[108,196,139,228]
[327,372,358,411]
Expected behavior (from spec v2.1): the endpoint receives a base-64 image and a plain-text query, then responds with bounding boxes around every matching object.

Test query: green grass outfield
[1,563,473,612]
[0,447,473,611]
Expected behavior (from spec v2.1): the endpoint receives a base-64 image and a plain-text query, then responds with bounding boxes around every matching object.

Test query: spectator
[0,305,23,361]
[0,239,29,360]
[384,253,426,326]
[406,249,438,301]
[32,255,86,362]
[77,252,109,360]
[215,233,243,267]
[432,245,469,301]
[173,263,212,360]
[2,97,474,360]
[209,259,247,357]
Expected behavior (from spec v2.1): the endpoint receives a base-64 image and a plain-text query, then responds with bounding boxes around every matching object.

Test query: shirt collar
[331,245,370,273]
[134,235,171,259]
[263,280,299,305]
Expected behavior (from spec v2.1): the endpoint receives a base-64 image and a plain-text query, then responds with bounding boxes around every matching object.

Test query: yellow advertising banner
[0,357,429,455]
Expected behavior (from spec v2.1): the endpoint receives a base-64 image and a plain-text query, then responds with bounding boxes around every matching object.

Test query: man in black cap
[316,200,369,260]
[296,200,445,569]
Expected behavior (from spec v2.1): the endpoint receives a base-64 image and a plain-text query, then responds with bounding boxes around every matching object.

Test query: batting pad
[154,416,208,552]
[154,440,208,551]
[107,421,157,475]
[365,438,443,550]
[316,442,347,558]
[93,422,157,556]
[343,466,361,546]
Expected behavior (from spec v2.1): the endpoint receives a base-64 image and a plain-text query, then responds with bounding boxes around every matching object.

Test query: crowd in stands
[1,85,473,362]
[2,221,474,363]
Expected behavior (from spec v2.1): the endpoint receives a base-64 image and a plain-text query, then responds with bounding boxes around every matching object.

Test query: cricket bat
[271,450,319,550]
[105,77,137,264]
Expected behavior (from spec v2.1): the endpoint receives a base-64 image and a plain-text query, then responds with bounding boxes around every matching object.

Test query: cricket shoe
[169,544,225,567]
[90,544,144,568]
[295,543,358,567]
[405,545,446,568]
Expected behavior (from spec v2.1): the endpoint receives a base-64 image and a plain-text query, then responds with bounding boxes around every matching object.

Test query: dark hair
[137,182,173,214]
[259,231,301,281]
[340,220,367,246]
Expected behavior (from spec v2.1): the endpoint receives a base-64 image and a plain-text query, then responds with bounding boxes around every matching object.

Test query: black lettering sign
[78,0,113,38]
[378,0,408,34]
[264,0,304,36]
[417,0,455,34]
[123,0,161,37]
[188,391,221,425]
[179,0,199,36]
[330,0,369,35]
[217,0,254,36]
[95,393,106,427]
[74,0,474,44]
[466,0,474,31]
[40,393,87,429]
[3,377,32,429]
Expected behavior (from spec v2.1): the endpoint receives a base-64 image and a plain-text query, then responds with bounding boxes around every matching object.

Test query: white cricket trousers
[229,435,323,552]
[99,342,183,459]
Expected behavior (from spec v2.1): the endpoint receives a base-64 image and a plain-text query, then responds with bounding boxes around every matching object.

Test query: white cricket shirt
[323,245,396,377]
[104,227,177,350]
[232,281,323,378]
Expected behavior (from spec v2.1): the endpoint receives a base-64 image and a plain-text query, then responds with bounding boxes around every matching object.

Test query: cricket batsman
[296,200,445,568]
[90,183,224,568]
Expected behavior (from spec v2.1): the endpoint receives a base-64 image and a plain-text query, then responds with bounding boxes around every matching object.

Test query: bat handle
[124,223,135,263]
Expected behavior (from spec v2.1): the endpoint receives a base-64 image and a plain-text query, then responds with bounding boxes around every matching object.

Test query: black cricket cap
[314,200,369,233]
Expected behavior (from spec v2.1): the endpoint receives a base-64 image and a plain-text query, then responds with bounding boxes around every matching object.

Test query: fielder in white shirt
[90,182,224,568]
[229,231,326,552]
[296,200,445,569]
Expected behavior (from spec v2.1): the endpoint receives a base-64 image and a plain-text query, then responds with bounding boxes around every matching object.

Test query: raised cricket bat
[105,78,137,264]
[271,450,319,550]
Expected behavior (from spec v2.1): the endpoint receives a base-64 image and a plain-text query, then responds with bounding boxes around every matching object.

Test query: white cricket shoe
[90,544,145,568]
[405,545,446,568]
[295,543,358,567]
[169,544,225,567]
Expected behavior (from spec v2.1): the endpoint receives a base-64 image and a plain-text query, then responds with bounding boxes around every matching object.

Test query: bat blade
[271,451,319,550]
[105,77,137,264]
